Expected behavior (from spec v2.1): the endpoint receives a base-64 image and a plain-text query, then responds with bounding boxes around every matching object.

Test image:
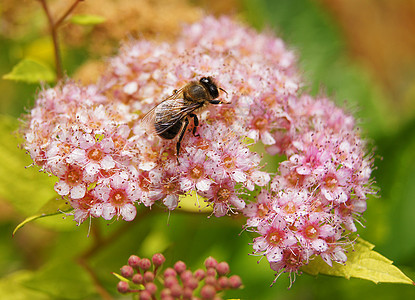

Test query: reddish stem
[77,209,150,297]
[55,0,85,28]
[37,0,84,80]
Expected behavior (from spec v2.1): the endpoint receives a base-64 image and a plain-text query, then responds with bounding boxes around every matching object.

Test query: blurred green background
[1,0,415,299]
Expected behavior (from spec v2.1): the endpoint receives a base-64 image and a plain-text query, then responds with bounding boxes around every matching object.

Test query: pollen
[267,230,283,246]
[221,108,236,125]
[113,136,125,149]
[286,250,302,267]
[283,201,296,214]
[66,167,82,185]
[163,180,177,193]
[223,156,235,170]
[78,194,99,210]
[286,171,304,187]
[304,224,319,239]
[60,143,72,155]
[110,190,127,207]
[257,203,270,218]
[88,148,103,161]
[217,188,231,202]
[190,165,204,179]
[253,117,268,130]
[138,176,150,192]
[324,175,338,189]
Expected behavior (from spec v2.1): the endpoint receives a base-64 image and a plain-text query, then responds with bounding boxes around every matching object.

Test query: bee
[141,77,227,158]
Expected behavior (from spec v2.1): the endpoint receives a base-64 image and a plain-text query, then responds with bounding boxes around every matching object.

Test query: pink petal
[100,155,115,170]
[85,162,100,176]
[180,178,193,191]
[71,184,86,199]
[213,203,227,217]
[266,247,283,262]
[90,203,103,218]
[196,178,211,191]
[231,170,247,183]
[229,195,246,210]
[54,180,70,196]
[311,239,328,252]
[163,195,178,210]
[261,131,276,145]
[120,203,137,221]
[102,203,116,220]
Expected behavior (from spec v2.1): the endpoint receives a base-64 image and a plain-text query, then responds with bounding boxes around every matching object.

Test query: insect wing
[139,89,183,134]
[153,98,201,135]
[139,89,201,136]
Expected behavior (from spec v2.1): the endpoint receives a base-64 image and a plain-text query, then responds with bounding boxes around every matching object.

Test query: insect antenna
[219,87,228,95]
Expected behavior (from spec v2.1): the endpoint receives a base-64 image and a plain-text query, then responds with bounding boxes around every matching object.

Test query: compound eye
[200,77,219,98]
[207,84,219,99]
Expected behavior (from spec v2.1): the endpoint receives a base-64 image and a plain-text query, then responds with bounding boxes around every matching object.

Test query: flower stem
[78,257,114,300]
[37,0,84,80]
[55,0,85,28]
[77,208,150,297]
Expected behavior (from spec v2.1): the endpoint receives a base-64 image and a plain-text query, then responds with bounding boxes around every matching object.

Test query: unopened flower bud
[194,268,205,280]
[145,282,157,295]
[184,276,198,290]
[217,276,229,289]
[160,288,172,299]
[216,262,230,275]
[200,284,216,300]
[180,270,193,282]
[204,257,218,269]
[205,275,217,286]
[170,283,183,298]
[117,281,129,294]
[174,260,186,274]
[229,275,242,289]
[120,265,134,278]
[139,290,152,300]
[128,255,140,268]
[143,271,155,282]
[164,267,177,277]
[206,268,217,277]
[139,258,151,271]
[152,253,166,267]
[164,276,179,288]
[132,273,143,285]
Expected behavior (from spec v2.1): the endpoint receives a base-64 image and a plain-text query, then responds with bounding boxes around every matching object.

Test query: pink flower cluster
[244,94,374,278]
[23,16,374,278]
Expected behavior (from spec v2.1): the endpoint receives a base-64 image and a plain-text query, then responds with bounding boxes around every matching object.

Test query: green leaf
[178,190,211,213]
[13,197,72,236]
[112,272,130,282]
[112,272,145,290]
[21,259,96,299]
[3,58,55,83]
[375,126,415,260]
[302,238,414,284]
[70,14,106,26]
[0,115,56,214]
[0,270,50,300]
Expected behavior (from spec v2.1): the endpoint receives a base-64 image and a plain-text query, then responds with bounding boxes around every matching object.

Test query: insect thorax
[184,84,210,102]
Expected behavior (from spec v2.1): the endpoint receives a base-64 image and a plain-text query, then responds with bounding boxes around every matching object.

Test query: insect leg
[176,117,190,159]
[209,99,223,105]
[189,113,200,137]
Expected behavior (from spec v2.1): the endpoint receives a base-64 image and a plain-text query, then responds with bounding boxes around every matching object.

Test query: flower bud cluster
[116,254,242,299]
